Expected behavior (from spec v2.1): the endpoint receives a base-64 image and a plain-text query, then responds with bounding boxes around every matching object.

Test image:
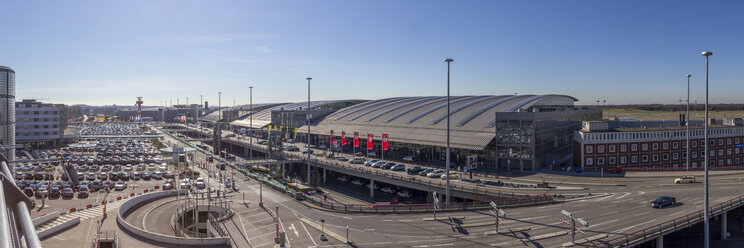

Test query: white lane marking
[289,223,300,237]
[600,211,619,216]
[412,243,455,247]
[633,211,650,217]
[237,213,252,245]
[670,211,686,216]
[592,218,620,228]
[616,219,658,233]
[300,221,318,245]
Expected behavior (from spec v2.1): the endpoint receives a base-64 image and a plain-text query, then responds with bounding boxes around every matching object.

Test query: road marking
[616,219,657,233]
[289,223,300,237]
[670,211,686,216]
[412,243,455,247]
[633,211,650,217]
[591,218,620,228]
[237,212,252,245]
[600,211,619,216]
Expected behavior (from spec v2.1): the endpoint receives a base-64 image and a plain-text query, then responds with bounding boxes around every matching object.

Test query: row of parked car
[359,160,459,179]
[337,175,415,198]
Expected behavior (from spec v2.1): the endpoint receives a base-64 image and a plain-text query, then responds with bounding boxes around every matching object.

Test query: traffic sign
[737,144,744,148]
[576,218,589,227]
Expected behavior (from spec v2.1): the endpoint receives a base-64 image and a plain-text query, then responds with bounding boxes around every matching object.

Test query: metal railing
[596,194,744,247]
[0,160,42,248]
[304,194,554,213]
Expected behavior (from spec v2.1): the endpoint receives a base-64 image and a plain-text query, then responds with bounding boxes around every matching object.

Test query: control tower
[136,96,143,121]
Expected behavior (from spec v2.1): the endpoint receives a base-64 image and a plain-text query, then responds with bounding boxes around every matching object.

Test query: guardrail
[304,194,554,213]
[596,194,744,247]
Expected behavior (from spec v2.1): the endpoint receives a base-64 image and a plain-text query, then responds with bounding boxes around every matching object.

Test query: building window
[652,143,659,150]
[736,157,741,165]
[586,146,593,154]
[43,132,48,135]
[719,139,724,146]
[609,157,616,165]
[702,151,706,157]
[711,140,716,147]
[663,154,669,161]
[621,156,627,164]
[597,157,605,165]
[719,159,724,166]
[609,145,615,153]
[682,142,687,149]
[620,144,627,152]
[727,149,732,155]
[710,160,716,166]
[642,144,648,151]
[673,153,679,160]
[642,155,649,162]
[718,149,723,156]
[598,145,605,153]
[53,125,58,128]
[737,138,741,144]
[632,144,638,152]
[728,138,732,145]
[663,142,669,150]
[586,158,593,166]
[632,156,638,163]
[673,142,679,149]
[692,141,697,148]
[727,158,733,165]
[692,152,698,158]
[736,148,741,154]
[653,154,659,161]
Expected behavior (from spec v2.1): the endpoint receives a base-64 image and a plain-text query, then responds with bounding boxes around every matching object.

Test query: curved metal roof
[230,100,354,128]
[302,94,578,150]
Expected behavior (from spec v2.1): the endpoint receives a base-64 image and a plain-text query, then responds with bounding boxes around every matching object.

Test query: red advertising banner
[367,134,374,150]
[354,132,359,147]
[382,133,389,151]
[330,130,335,144]
[341,131,347,146]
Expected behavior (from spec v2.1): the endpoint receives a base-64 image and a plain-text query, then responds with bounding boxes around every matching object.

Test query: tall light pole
[306,77,312,186]
[249,86,253,160]
[200,95,203,138]
[701,51,712,248]
[443,58,453,205]
[685,74,691,171]
[218,91,222,175]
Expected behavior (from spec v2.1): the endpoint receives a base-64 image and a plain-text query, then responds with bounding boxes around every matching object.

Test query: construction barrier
[144,189,148,193]
[130,193,135,197]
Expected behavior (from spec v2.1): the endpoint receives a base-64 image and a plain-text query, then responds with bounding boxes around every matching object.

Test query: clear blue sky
[1,0,742,106]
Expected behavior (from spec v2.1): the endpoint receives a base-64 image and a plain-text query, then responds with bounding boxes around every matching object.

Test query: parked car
[24,187,34,197]
[78,185,89,198]
[427,169,445,178]
[397,190,413,198]
[62,187,74,198]
[162,182,174,190]
[338,175,350,182]
[651,196,676,208]
[380,187,397,194]
[349,158,364,164]
[114,182,128,190]
[364,159,379,166]
[402,156,415,162]
[391,164,406,171]
[371,161,386,168]
[35,188,48,198]
[302,149,314,154]
[407,166,425,174]
[351,179,365,186]
[153,171,163,180]
[441,173,459,180]
[382,163,397,170]
[419,169,434,176]
[366,183,380,190]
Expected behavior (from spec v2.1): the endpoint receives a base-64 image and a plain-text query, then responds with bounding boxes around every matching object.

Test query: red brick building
[574,121,744,170]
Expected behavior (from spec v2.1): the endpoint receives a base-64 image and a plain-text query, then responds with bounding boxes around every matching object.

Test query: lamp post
[443,58,453,205]
[250,86,253,161]
[701,51,712,248]
[218,91,222,176]
[306,77,312,186]
[685,74,691,171]
[200,94,203,139]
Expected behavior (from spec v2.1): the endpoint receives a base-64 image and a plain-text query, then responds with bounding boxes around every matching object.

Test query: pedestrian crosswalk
[36,195,131,233]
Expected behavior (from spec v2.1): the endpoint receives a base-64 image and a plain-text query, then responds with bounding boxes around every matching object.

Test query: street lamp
[250,86,253,161]
[306,77,312,186]
[701,51,712,248]
[685,74,691,172]
[443,58,453,205]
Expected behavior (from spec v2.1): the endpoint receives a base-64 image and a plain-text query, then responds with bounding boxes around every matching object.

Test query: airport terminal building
[293,95,601,171]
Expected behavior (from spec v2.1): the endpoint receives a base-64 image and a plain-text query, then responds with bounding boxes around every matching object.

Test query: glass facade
[0,66,15,162]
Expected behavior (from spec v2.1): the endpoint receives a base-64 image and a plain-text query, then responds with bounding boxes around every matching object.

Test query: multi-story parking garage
[295,94,600,171]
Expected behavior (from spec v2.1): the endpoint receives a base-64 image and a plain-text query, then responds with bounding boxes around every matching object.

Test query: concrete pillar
[722,211,728,240]
[322,168,327,184]
[520,159,524,174]
[656,235,663,248]
[369,180,375,199]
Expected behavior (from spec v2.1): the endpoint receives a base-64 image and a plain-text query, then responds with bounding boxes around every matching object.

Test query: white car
[114,182,128,190]
[366,183,380,190]
[397,190,413,198]
[153,172,163,179]
[351,179,364,186]
[338,175,350,182]
[402,156,415,162]
[381,187,397,194]
[196,181,206,189]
